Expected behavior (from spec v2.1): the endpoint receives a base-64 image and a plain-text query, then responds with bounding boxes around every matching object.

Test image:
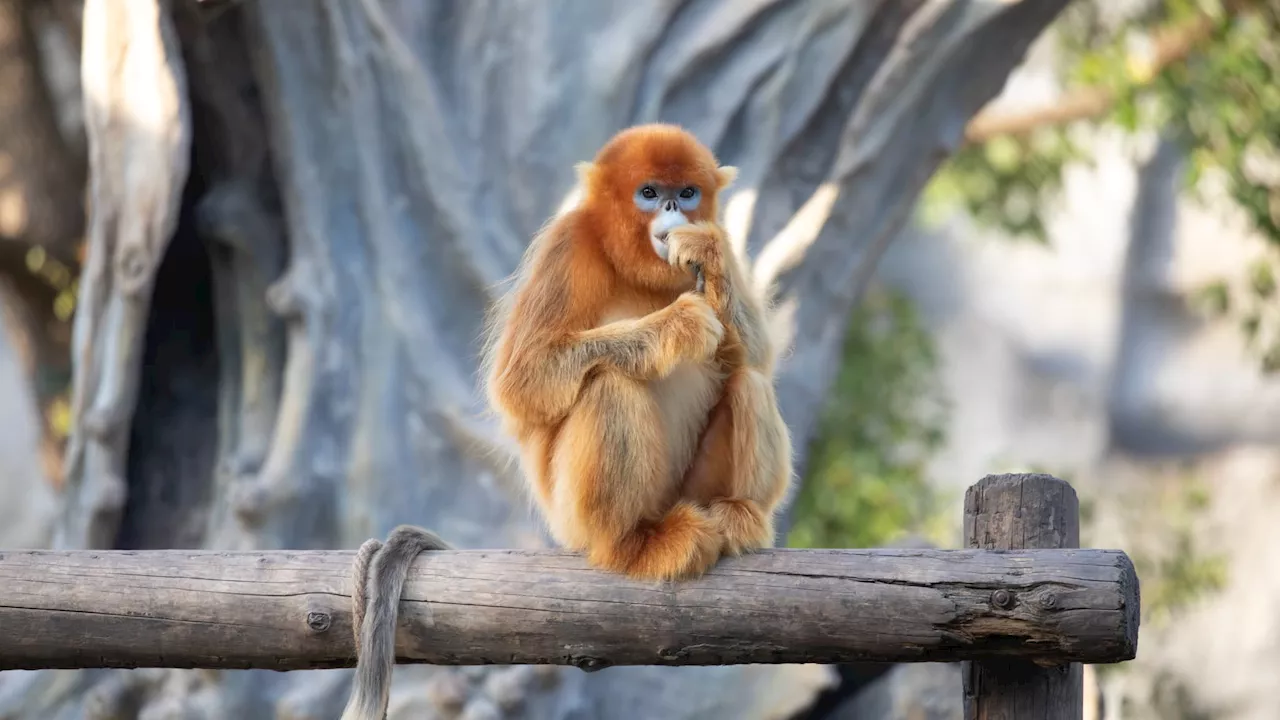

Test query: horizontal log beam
[0,547,1139,671]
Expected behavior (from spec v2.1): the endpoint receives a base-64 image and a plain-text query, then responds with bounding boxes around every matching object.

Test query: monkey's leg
[681,368,792,555]
[552,370,721,581]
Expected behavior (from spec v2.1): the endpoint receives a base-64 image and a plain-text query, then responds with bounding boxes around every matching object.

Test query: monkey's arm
[667,222,775,372]
[489,251,724,430]
[720,253,774,373]
[493,297,722,427]
[576,295,727,375]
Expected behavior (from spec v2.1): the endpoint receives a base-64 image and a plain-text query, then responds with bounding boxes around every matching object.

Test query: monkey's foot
[709,498,774,556]
[591,501,721,582]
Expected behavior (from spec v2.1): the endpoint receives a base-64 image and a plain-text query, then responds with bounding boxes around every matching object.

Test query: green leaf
[1249,259,1276,298]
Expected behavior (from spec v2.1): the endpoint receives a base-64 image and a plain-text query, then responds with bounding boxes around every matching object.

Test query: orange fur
[482,124,792,581]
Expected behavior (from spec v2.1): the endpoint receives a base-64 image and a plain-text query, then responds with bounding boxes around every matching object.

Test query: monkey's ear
[716,166,739,189]
[575,161,596,186]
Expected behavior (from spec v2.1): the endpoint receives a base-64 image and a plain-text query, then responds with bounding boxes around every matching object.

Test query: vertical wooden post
[963,473,1083,720]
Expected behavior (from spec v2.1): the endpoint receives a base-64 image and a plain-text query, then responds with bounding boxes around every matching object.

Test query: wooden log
[962,473,1126,719]
[0,545,1138,672]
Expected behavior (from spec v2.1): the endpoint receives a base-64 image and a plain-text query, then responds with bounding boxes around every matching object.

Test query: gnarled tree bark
[0,1,1070,718]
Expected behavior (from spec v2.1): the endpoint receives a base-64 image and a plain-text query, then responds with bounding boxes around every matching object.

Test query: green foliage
[925,0,1280,370]
[1139,530,1228,621]
[788,287,950,549]
[1125,471,1227,628]
[923,127,1086,243]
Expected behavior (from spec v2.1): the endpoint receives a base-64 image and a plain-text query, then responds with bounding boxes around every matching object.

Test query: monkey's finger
[692,263,705,294]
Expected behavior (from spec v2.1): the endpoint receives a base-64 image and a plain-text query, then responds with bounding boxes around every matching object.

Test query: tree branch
[962,4,1236,145]
[55,0,191,550]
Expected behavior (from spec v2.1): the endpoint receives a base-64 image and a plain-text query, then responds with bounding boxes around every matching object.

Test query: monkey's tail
[341,526,451,720]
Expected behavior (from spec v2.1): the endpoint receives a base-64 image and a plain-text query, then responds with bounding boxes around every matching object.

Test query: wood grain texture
[0,546,1138,672]
[962,473,1123,720]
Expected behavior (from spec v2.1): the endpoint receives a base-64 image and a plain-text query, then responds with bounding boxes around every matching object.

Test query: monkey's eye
[640,186,658,200]
[679,187,697,199]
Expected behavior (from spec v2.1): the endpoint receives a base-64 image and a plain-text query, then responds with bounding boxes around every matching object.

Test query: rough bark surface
[0,1,1071,718]
[0,547,1141,671]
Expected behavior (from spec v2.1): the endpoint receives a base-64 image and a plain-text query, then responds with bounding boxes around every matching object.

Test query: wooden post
[963,472,1086,719]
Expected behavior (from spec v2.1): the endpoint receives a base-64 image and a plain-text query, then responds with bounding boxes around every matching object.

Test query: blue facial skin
[637,183,701,261]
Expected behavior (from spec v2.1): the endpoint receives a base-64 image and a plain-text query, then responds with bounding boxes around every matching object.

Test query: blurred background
[0,1,1276,718]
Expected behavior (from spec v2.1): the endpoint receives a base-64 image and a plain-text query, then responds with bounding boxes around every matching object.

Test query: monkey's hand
[657,292,724,367]
[666,222,730,312]
[666,222,725,275]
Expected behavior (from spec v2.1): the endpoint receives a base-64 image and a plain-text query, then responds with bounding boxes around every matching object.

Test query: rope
[350,537,383,648]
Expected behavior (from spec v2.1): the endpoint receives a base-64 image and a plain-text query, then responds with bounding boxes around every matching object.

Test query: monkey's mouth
[650,233,670,261]
[648,211,687,262]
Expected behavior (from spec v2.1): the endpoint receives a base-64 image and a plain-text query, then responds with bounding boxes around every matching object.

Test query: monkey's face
[634,182,702,261]
[580,124,736,287]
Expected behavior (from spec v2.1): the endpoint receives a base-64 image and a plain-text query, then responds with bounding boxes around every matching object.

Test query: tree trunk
[0,1,1069,718]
